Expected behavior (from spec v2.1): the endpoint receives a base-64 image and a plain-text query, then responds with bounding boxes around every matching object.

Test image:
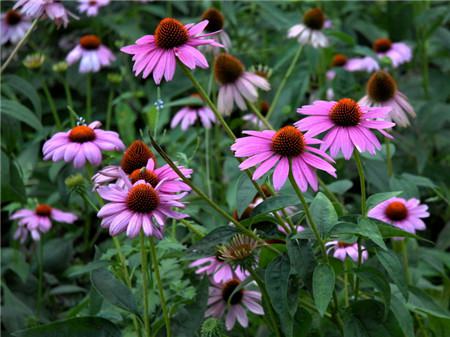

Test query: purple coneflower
[201,8,231,51]
[11,204,77,242]
[214,53,270,115]
[325,241,368,262]
[373,38,412,68]
[359,71,415,128]
[368,197,429,235]
[206,277,264,330]
[231,126,336,191]
[295,98,395,160]
[78,0,109,17]
[121,18,222,84]
[66,34,115,73]
[1,10,32,45]
[43,121,125,168]
[288,8,329,48]
[171,94,216,130]
[190,251,247,283]
[14,0,72,27]
[97,175,188,239]
[326,54,378,80]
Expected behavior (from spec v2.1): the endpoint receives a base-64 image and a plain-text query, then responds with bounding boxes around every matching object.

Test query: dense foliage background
[1,1,449,337]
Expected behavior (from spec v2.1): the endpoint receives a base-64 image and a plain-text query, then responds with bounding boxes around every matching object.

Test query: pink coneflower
[373,38,412,68]
[278,224,304,235]
[295,98,395,160]
[325,241,368,262]
[368,197,429,235]
[78,0,110,17]
[170,94,216,130]
[242,101,270,129]
[201,8,231,51]
[120,18,222,84]
[206,277,264,330]
[288,8,329,48]
[359,71,415,127]
[66,34,115,73]
[11,204,77,242]
[43,121,125,168]
[97,175,188,238]
[190,251,248,283]
[1,10,32,45]
[326,54,378,80]
[214,53,270,115]
[231,126,336,191]
[14,0,72,28]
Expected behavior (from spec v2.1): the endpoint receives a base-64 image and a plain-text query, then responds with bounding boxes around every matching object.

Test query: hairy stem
[139,233,151,337]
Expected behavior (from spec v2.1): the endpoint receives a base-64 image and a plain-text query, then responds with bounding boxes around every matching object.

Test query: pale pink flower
[325,241,368,262]
[201,8,231,52]
[288,7,329,48]
[14,0,72,28]
[373,38,412,68]
[1,10,32,45]
[190,253,248,283]
[77,0,109,17]
[171,96,216,130]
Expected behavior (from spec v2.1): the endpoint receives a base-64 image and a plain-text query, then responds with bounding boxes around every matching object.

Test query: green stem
[37,239,44,318]
[1,18,39,74]
[248,269,281,337]
[105,88,114,130]
[266,44,304,121]
[86,74,92,121]
[154,86,161,137]
[204,128,212,198]
[61,76,74,127]
[248,101,273,130]
[42,81,61,129]
[344,259,350,307]
[319,178,347,215]
[353,151,366,215]
[385,138,393,177]
[399,239,411,284]
[149,237,171,337]
[180,219,205,238]
[139,233,151,337]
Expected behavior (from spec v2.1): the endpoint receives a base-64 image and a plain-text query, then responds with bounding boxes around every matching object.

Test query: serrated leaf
[312,264,335,317]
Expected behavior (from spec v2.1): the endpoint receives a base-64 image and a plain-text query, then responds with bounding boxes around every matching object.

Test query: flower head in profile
[325,241,368,262]
[171,94,216,130]
[214,53,270,115]
[326,54,379,81]
[359,71,415,127]
[92,140,192,192]
[78,0,110,17]
[1,10,32,45]
[201,8,231,51]
[242,101,270,130]
[231,126,336,191]
[66,34,115,73]
[296,98,395,159]
[218,233,259,271]
[206,276,264,330]
[11,204,77,242]
[97,172,188,239]
[43,121,125,168]
[368,197,429,235]
[288,7,329,48]
[372,38,412,68]
[14,0,72,28]
[121,18,222,84]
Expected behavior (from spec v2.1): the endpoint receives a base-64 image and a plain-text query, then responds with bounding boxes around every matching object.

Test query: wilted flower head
[121,18,223,84]
[359,71,416,127]
[66,34,115,73]
[1,9,32,45]
[23,52,45,69]
[14,0,72,28]
[78,0,110,17]
[288,7,329,48]
[214,53,270,115]
[325,241,368,262]
[170,94,216,130]
[218,233,259,270]
[201,8,231,51]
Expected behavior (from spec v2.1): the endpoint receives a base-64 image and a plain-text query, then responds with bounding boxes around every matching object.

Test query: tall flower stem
[204,128,212,198]
[318,178,347,215]
[385,138,393,177]
[0,18,39,74]
[248,268,281,337]
[37,239,44,318]
[139,233,151,337]
[42,81,61,129]
[86,74,92,121]
[105,88,114,130]
[149,237,171,337]
[396,239,412,284]
[248,101,272,129]
[61,76,75,126]
[265,44,304,121]
[343,259,350,307]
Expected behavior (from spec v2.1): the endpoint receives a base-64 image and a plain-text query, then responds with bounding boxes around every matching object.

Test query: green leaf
[401,173,436,188]
[188,226,236,257]
[310,192,338,234]
[327,31,356,45]
[11,317,121,337]
[252,195,299,216]
[1,151,26,203]
[90,268,139,315]
[366,191,402,211]
[326,180,353,194]
[356,266,391,319]
[358,217,387,249]
[391,293,414,337]
[286,239,315,281]
[1,99,42,131]
[408,287,450,319]
[1,248,29,283]
[49,285,87,296]
[236,173,257,217]
[312,264,335,317]
[259,243,286,268]
[2,284,33,332]
[115,102,136,145]
[377,250,408,300]
[3,75,42,117]
[65,260,109,278]
[43,238,74,273]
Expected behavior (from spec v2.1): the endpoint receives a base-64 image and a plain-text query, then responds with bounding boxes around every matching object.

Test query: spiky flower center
[271,126,305,157]
[385,201,408,221]
[154,18,189,49]
[331,54,348,67]
[337,242,352,248]
[373,38,392,53]
[69,125,96,143]
[303,8,325,30]
[88,0,97,5]
[367,71,397,103]
[221,279,244,305]
[126,184,160,213]
[5,10,22,25]
[215,249,226,262]
[202,8,224,32]
[35,204,52,217]
[79,35,101,50]
[329,98,362,127]
[129,168,159,187]
[120,140,156,175]
[214,53,244,85]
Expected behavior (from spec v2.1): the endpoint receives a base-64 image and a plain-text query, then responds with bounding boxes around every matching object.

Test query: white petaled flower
[288,7,329,48]
[1,10,32,45]
[78,0,110,17]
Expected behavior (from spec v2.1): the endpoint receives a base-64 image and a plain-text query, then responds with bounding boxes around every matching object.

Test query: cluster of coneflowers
[5,2,431,334]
